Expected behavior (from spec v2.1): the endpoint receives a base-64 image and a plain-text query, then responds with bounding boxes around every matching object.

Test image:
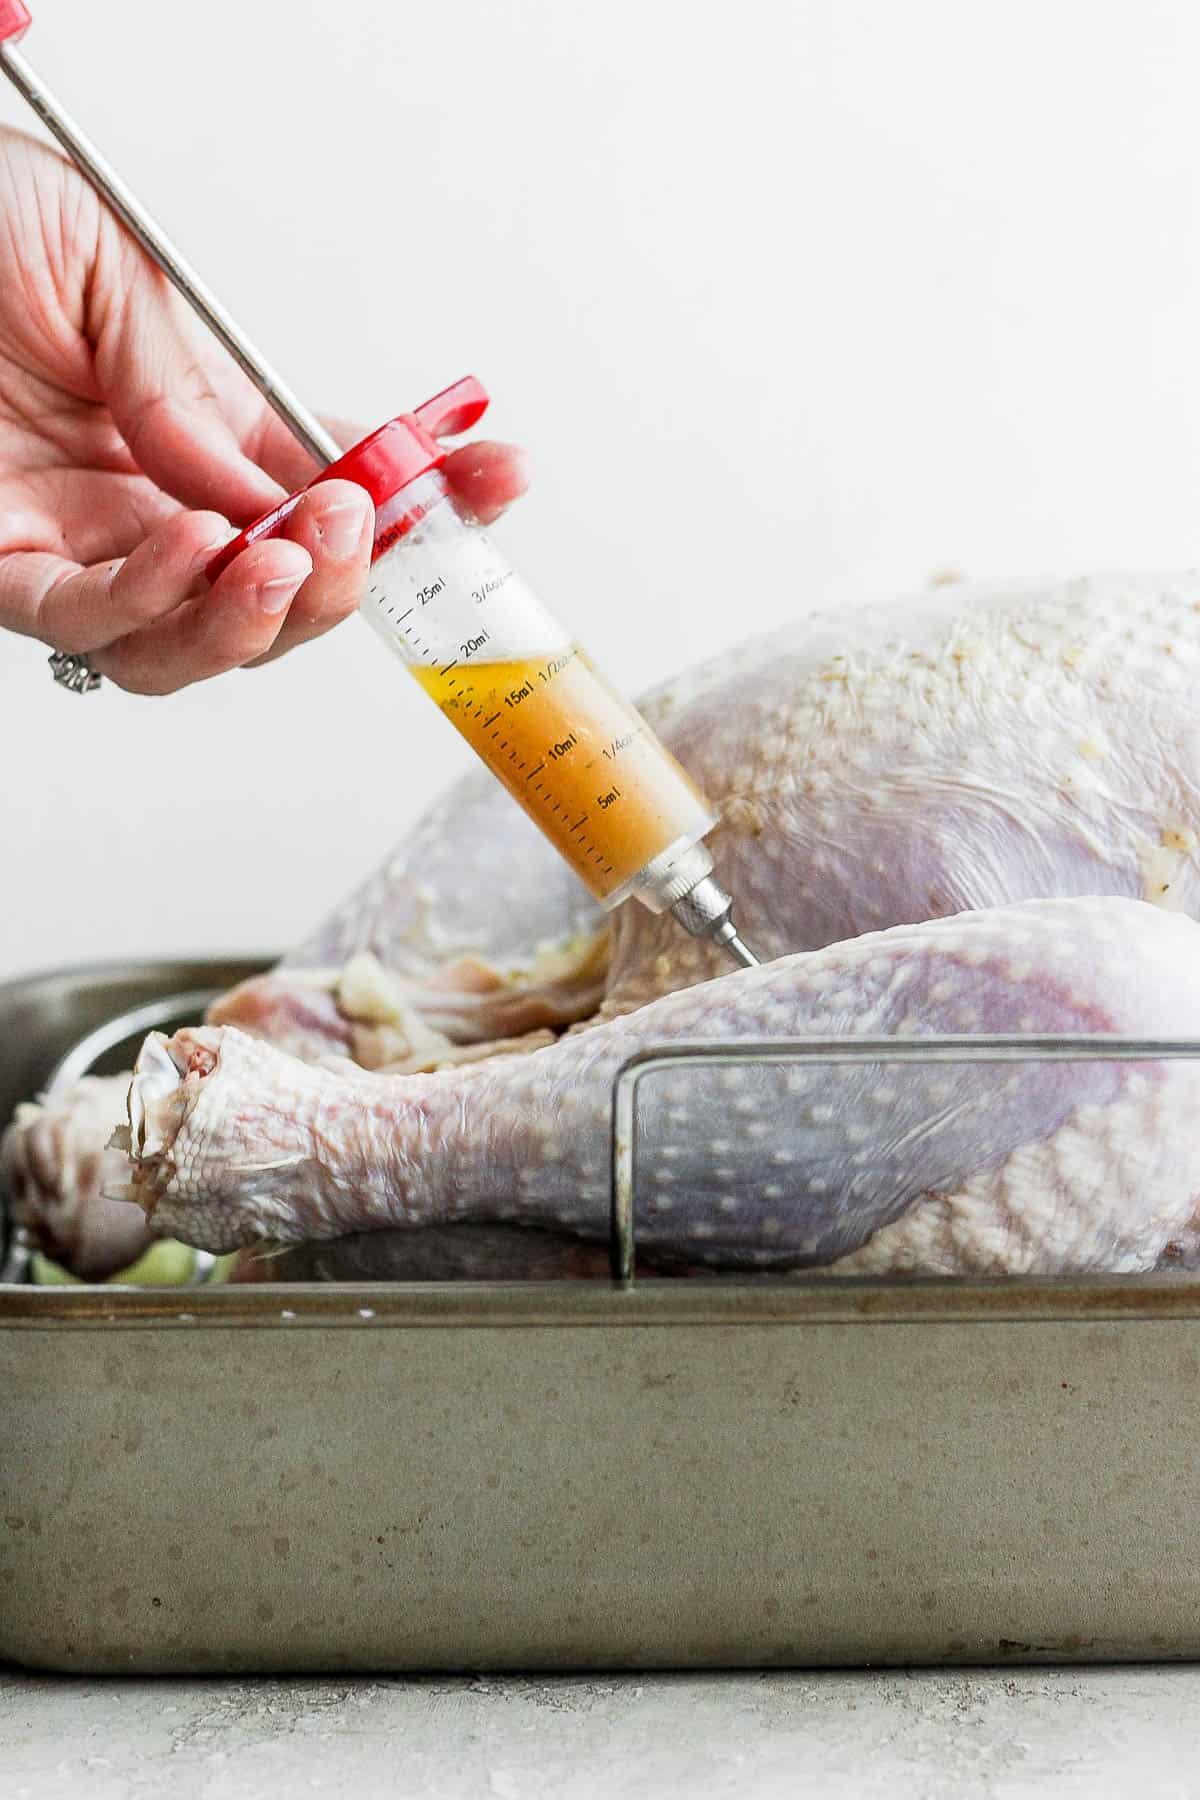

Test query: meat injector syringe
[0,2,759,968]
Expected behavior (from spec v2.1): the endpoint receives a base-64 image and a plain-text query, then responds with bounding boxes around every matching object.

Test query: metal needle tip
[706,916,761,969]
[669,876,761,967]
[721,931,761,970]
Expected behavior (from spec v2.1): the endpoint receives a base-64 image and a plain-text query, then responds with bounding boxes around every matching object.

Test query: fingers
[241,479,373,666]
[239,444,524,664]
[442,441,529,525]
[245,411,362,493]
[77,198,530,547]
[1,482,371,693]
[0,512,314,697]
[17,469,182,567]
[119,391,286,521]
[88,221,286,522]
[92,445,515,685]
[92,540,314,695]
[0,510,231,650]
[91,480,371,692]
[249,414,529,527]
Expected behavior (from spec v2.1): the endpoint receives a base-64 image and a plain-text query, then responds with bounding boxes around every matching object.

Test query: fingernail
[189,525,234,576]
[259,569,309,614]
[316,495,370,558]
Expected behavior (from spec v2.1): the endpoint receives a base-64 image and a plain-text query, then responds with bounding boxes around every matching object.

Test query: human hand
[0,129,527,694]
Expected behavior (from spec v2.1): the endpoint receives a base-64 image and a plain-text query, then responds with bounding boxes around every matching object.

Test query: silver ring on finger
[48,650,102,694]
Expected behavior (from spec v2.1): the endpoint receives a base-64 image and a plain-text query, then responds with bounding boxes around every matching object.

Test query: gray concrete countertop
[1,1668,1195,1798]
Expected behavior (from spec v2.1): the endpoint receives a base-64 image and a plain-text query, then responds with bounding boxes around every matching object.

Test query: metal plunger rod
[0,40,339,469]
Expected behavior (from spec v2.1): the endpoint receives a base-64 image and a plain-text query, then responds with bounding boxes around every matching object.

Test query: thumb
[87,215,287,521]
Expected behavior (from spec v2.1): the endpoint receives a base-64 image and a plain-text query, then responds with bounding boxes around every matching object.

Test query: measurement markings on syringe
[602,726,645,760]
[437,630,491,682]
[366,578,415,630]
[502,649,579,710]
[406,642,637,892]
[471,571,515,605]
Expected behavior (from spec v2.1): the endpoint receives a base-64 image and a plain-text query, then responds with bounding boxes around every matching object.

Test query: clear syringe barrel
[359,468,718,913]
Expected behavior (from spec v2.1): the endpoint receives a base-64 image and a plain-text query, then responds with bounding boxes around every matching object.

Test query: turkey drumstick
[10,570,1200,1279]
[120,900,1200,1277]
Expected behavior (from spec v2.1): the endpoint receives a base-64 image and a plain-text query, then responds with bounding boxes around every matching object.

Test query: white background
[1,0,1197,979]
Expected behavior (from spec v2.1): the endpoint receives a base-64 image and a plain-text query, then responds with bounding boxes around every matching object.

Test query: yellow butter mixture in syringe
[359,459,757,965]
[412,648,712,906]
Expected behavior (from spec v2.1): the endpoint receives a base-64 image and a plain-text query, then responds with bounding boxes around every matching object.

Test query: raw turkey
[7,571,1200,1279]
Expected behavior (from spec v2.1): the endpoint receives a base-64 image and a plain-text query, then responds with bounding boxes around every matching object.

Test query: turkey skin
[7,571,1200,1278]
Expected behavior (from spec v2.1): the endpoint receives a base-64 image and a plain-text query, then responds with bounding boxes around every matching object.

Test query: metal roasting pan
[4,958,1200,1674]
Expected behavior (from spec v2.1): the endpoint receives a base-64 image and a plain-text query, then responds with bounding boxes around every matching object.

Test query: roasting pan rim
[0,951,275,1002]
[4,1271,1200,1330]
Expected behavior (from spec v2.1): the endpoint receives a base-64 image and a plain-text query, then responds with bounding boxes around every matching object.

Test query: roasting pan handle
[608,1033,1200,1285]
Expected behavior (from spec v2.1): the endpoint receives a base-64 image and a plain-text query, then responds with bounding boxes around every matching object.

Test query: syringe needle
[668,876,761,968]
[721,931,761,970]
[703,915,761,969]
